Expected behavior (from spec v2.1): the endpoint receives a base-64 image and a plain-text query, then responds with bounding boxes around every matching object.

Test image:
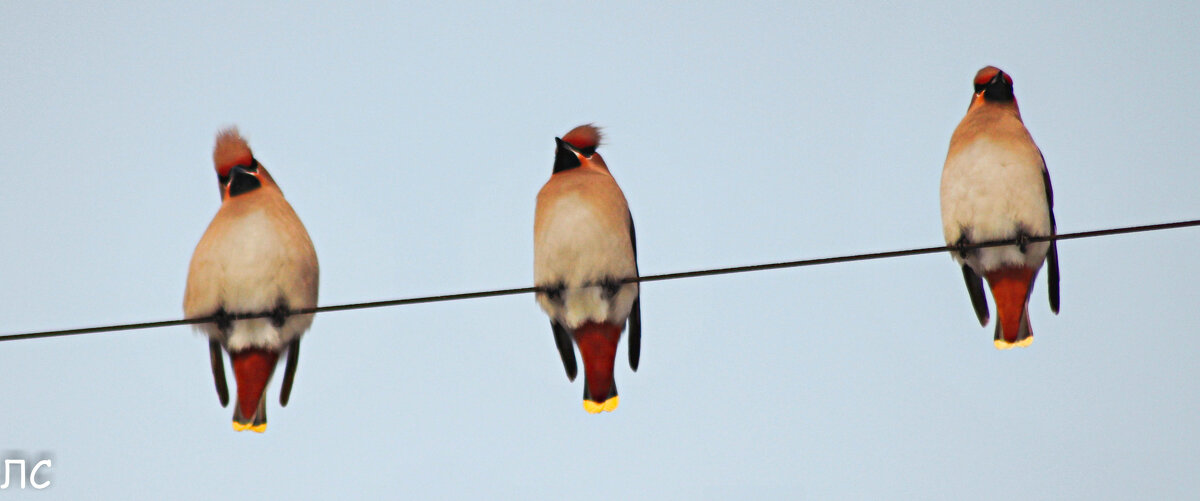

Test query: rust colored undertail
[229,348,279,427]
[985,266,1036,345]
[574,322,622,409]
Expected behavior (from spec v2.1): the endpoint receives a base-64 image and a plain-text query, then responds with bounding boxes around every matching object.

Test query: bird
[941,66,1060,349]
[534,124,641,413]
[184,128,319,431]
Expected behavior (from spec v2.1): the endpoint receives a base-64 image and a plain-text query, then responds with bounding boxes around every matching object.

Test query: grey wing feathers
[962,264,990,326]
[209,339,229,407]
[1041,160,1061,314]
[279,339,301,407]
[551,320,577,381]
[627,214,641,371]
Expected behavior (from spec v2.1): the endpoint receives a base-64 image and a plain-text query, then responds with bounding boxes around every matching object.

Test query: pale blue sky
[2,1,1199,499]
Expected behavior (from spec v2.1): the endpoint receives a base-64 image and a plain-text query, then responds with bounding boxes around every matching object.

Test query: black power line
[1,218,1197,343]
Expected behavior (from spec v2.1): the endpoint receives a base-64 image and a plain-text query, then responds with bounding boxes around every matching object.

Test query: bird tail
[985,266,1036,349]
[574,321,622,413]
[229,348,279,432]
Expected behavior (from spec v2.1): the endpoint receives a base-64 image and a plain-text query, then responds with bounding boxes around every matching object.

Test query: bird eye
[578,146,596,157]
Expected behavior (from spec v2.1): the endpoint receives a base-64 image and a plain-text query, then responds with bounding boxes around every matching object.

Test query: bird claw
[270,303,289,328]
[213,308,233,333]
[1015,231,1030,253]
[601,279,622,300]
[542,283,564,304]
[954,235,972,259]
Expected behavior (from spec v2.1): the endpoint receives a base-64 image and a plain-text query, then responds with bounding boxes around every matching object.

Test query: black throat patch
[982,75,1015,103]
[553,139,583,173]
[228,161,262,197]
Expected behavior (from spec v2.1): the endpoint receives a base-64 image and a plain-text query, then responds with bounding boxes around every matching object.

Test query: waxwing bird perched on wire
[941,66,1060,349]
[534,124,641,413]
[184,128,319,432]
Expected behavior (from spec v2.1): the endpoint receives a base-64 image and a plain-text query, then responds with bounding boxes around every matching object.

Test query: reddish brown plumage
[574,321,621,403]
[562,124,602,150]
[973,66,1011,87]
[985,266,1035,343]
[213,128,254,177]
[230,348,279,420]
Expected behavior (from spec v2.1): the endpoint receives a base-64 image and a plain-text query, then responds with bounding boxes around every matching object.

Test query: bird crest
[561,124,603,151]
[213,128,255,178]
[973,66,1012,89]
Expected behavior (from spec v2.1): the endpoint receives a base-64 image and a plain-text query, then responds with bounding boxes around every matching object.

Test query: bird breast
[534,189,637,329]
[941,134,1052,271]
[184,195,318,350]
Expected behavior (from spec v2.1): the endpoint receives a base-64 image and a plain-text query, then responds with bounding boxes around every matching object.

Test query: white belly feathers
[186,206,318,351]
[941,138,1052,271]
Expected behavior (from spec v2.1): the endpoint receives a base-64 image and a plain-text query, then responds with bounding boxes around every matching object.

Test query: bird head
[971,66,1017,107]
[553,124,607,173]
[212,128,277,200]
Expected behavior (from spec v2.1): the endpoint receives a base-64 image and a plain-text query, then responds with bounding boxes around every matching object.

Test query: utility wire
[1,218,1197,343]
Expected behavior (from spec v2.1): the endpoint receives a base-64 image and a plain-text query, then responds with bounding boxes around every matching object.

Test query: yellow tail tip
[993,336,1034,350]
[583,396,619,413]
[232,421,268,433]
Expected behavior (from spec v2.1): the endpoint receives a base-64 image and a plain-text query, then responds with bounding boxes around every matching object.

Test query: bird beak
[229,164,253,177]
[990,70,1007,86]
